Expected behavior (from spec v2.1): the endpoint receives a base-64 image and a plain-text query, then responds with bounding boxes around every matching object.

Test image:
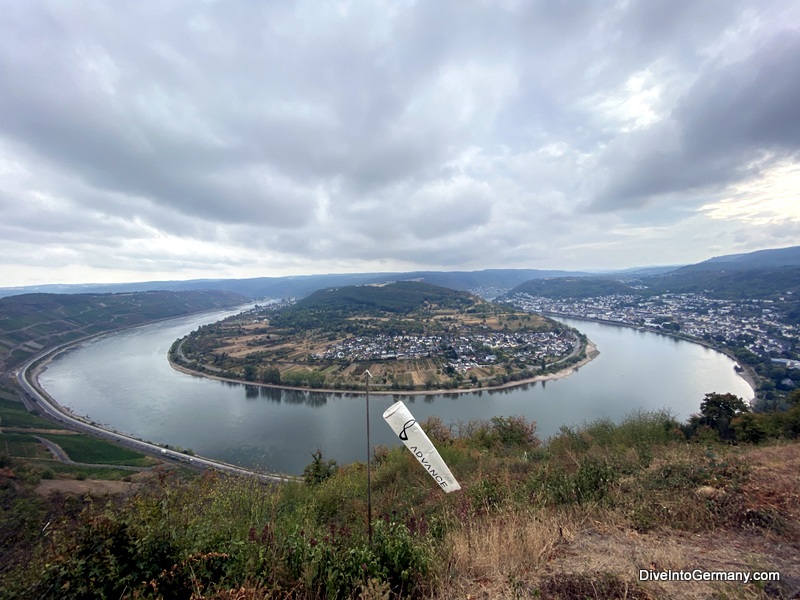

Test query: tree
[700,392,749,423]
[261,367,281,385]
[697,392,750,441]
[731,412,767,444]
[243,364,258,381]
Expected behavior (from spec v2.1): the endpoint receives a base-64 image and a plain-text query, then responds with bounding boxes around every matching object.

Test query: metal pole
[365,369,373,545]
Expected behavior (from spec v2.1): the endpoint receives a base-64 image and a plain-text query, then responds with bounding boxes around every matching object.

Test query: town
[503,291,799,364]
[313,328,577,373]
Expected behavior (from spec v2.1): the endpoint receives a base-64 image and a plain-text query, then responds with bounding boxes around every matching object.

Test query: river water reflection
[39,309,754,475]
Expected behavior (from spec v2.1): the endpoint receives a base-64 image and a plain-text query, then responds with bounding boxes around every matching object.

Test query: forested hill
[506,245,800,302]
[508,266,800,301]
[268,281,488,332]
[646,265,800,299]
[673,245,800,272]
[508,277,637,299]
[0,289,247,372]
[283,281,478,317]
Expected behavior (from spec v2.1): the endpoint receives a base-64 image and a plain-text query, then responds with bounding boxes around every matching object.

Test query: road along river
[37,310,754,476]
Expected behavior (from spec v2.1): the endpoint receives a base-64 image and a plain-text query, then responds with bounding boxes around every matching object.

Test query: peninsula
[169,281,593,392]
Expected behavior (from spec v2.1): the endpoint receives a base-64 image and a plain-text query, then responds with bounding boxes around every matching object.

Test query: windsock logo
[383,401,461,493]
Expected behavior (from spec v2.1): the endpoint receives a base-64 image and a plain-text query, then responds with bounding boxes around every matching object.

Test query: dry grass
[439,507,649,599]
[433,443,800,600]
[446,509,567,582]
[438,511,800,599]
[743,442,800,535]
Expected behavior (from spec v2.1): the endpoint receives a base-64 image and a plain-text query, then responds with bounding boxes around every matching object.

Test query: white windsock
[382,401,461,493]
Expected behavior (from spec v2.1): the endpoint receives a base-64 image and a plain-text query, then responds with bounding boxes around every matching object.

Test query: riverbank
[167,339,600,396]
[16,333,296,484]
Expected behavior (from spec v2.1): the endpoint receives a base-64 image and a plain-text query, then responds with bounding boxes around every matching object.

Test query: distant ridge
[2,245,797,300]
[0,269,591,300]
[675,245,800,272]
[503,246,800,300]
[648,266,800,298]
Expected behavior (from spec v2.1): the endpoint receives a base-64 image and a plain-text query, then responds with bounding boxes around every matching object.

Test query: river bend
[39,310,754,475]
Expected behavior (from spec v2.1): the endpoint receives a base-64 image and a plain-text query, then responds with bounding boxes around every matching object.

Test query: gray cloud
[1,0,798,285]
[591,27,800,211]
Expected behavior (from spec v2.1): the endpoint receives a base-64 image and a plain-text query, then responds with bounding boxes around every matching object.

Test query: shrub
[303,449,338,486]
[34,508,185,600]
[371,516,434,596]
[281,516,432,599]
[459,416,540,452]
[420,415,451,443]
[490,416,541,449]
[732,412,768,443]
[525,457,618,507]
[467,477,507,513]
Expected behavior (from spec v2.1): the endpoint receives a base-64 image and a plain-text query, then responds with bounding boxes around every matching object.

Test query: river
[38,309,754,475]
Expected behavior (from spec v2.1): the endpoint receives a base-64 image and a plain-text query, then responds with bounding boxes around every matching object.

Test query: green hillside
[676,244,800,272]
[647,265,800,299]
[269,281,490,332]
[3,403,800,599]
[508,266,800,302]
[289,281,475,314]
[0,290,247,371]
[509,277,636,299]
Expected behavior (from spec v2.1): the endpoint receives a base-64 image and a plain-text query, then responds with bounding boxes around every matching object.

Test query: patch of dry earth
[35,478,139,496]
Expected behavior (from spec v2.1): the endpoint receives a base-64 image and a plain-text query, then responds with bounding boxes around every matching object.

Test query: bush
[280,515,433,599]
[420,415,451,443]
[490,416,541,449]
[467,477,507,513]
[459,416,540,452]
[303,449,338,486]
[525,457,618,507]
[34,509,185,600]
[732,412,768,443]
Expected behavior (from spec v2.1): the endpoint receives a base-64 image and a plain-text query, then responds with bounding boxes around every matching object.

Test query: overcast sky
[1,1,799,286]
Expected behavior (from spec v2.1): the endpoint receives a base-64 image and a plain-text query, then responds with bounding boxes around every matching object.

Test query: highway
[14,342,297,485]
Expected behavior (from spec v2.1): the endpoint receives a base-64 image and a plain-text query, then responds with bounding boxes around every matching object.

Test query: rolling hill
[285,281,477,316]
[506,277,638,299]
[673,245,800,272]
[506,246,800,301]
[0,289,247,372]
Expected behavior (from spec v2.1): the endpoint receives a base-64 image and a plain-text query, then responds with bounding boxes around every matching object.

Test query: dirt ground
[35,478,139,496]
[34,469,153,497]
